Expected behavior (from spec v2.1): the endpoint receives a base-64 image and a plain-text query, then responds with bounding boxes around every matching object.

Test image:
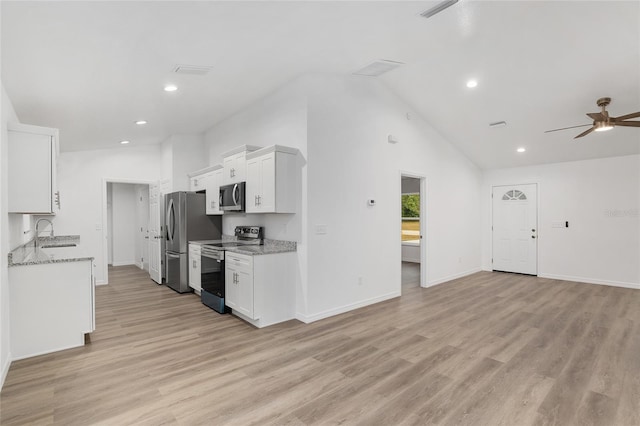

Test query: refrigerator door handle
[167,198,175,243]
[166,252,180,259]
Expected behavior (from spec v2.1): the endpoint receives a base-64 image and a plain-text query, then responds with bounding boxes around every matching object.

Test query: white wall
[204,74,481,322]
[110,183,137,266]
[0,83,19,389]
[305,75,482,320]
[55,145,161,284]
[205,78,309,315]
[482,155,640,288]
[161,134,207,191]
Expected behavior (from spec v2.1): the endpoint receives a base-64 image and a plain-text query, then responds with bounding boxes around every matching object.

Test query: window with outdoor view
[401,193,420,241]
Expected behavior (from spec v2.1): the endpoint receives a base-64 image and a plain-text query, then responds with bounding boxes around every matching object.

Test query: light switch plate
[315,224,328,235]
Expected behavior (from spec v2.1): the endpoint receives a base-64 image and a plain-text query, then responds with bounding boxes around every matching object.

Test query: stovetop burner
[206,241,260,249]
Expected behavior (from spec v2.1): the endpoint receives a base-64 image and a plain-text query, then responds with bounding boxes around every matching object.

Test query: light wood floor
[402,261,420,289]
[1,266,639,425]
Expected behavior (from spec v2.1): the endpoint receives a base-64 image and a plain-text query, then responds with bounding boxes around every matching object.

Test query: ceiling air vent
[173,64,213,75]
[353,60,404,77]
[420,0,459,19]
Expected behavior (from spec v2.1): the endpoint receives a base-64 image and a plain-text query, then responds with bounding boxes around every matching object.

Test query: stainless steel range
[200,226,263,313]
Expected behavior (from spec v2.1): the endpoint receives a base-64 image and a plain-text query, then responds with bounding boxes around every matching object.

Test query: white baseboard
[296,291,400,324]
[427,268,482,288]
[135,261,143,270]
[95,280,108,286]
[112,261,135,267]
[538,273,640,290]
[1,352,11,391]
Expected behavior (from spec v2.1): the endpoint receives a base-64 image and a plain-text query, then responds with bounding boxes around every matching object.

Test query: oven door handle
[166,252,180,259]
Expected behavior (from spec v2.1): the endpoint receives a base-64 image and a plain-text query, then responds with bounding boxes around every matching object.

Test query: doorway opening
[101,179,153,285]
[401,174,427,291]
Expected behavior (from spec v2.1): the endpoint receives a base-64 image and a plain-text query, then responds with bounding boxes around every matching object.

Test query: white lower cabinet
[188,244,202,294]
[9,259,94,360]
[225,251,295,328]
[225,252,254,318]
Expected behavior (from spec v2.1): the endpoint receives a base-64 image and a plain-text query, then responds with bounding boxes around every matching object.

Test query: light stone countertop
[8,235,94,267]
[226,239,297,256]
[189,236,297,256]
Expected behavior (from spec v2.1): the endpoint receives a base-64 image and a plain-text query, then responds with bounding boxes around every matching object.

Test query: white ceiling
[2,1,639,169]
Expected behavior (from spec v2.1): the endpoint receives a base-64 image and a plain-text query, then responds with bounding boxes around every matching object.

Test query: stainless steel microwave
[219,182,245,212]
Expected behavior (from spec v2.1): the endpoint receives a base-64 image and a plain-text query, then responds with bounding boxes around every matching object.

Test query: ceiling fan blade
[544,124,592,133]
[587,112,606,121]
[613,121,640,127]
[574,126,596,139]
[613,112,640,121]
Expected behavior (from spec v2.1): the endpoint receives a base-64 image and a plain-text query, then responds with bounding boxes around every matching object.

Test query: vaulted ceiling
[2,1,639,169]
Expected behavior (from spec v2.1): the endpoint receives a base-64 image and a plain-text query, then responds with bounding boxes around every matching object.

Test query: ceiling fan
[545,97,640,139]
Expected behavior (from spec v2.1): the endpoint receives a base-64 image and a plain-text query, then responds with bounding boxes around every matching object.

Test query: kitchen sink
[40,243,77,248]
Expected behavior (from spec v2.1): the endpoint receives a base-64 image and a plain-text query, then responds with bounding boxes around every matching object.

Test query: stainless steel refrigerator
[165,191,222,293]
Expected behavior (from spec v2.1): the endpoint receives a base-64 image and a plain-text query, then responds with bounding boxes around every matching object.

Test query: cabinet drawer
[226,252,252,270]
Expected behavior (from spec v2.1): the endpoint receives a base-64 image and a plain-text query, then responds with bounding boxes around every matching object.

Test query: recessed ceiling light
[517,147,526,153]
[135,120,147,125]
[466,79,478,88]
[164,84,178,92]
[120,140,130,145]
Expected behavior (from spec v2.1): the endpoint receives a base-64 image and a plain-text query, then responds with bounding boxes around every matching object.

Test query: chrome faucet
[35,218,54,247]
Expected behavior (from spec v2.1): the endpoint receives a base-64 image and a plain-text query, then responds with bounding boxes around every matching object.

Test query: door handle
[232,184,239,205]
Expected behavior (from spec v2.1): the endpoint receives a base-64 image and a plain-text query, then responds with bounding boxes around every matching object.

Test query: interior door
[492,184,538,275]
[148,184,162,284]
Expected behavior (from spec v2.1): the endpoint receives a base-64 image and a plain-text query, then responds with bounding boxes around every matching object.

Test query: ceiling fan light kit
[594,122,613,132]
[545,97,640,139]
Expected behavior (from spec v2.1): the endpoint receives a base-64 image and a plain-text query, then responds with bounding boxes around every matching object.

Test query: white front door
[149,184,162,284]
[492,184,538,275]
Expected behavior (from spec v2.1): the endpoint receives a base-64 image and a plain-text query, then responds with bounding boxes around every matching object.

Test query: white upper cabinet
[221,145,260,185]
[246,145,298,214]
[189,173,206,192]
[188,165,224,215]
[205,167,224,215]
[8,123,60,214]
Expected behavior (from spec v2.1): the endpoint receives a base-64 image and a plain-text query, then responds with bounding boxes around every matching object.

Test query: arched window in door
[502,189,527,201]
